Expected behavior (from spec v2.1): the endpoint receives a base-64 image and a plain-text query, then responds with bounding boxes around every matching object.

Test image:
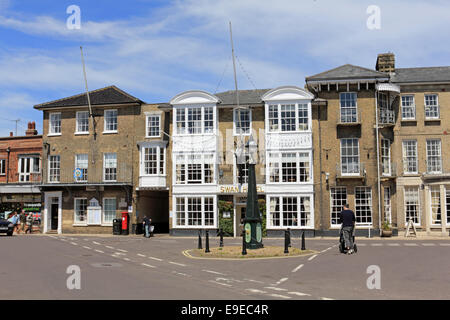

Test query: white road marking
[209,280,232,287]
[169,261,187,267]
[105,246,115,249]
[274,278,288,286]
[123,258,131,261]
[288,291,311,297]
[95,249,104,253]
[117,249,128,253]
[267,294,291,299]
[292,264,304,273]
[70,242,78,246]
[308,254,318,261]
[439,243,450,246]
[321,297,334,300]
[244,279,265,284]
[60,238,68,241]
[357,243,367,246]
[264,286,288,292]
[246,289,267,294]
[148,256,163,262]
[92,241,101,245]
[83,246,92,250]
[141,263,156,268]
[202,270,226,275]
[137,254,146,257]
[172,271,190,277]
[387,243,400,246]
[422,243,436,246]
[371,243,383,246]
[404,243,418,246]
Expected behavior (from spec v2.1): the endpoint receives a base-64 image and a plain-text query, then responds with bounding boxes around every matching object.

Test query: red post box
[121,212,129,235]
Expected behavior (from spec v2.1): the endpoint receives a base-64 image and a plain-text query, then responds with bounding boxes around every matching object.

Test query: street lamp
[242,134,263,249]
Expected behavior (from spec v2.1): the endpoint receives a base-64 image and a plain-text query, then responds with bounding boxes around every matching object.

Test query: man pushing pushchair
[339,204,357,255]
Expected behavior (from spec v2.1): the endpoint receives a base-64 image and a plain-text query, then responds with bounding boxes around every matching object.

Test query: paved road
[1,234,449,300]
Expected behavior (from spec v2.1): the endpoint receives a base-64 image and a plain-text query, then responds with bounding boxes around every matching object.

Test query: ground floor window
[384,187,392,224]
[268,195,312,228]
[404,186,420,224]
[430,188,441,225]
[174,196,216,228]
[103,198,116,224]
[446,188,450,225]
[74,198,88,224]
[330,187,347,226]
[355,187,372,225]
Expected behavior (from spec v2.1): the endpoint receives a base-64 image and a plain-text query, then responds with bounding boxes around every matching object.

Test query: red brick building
[0,122,42,219]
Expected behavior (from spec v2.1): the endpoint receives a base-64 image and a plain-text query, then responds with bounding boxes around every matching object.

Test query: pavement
[1,233,449,300]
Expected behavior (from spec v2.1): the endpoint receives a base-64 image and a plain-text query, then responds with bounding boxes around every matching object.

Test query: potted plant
[381,221,392,237]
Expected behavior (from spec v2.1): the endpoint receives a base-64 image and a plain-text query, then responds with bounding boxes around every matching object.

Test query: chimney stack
[10,132,13,137]
[25,121,38,136]
[376,53,395,73]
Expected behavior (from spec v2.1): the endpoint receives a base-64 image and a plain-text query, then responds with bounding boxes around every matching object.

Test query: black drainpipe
[6,147,10,183]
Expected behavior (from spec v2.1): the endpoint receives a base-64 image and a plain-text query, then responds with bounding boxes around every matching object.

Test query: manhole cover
[91,262,123,268]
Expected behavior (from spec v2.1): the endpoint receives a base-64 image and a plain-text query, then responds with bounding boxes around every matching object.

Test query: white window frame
[104,109,118,133]
[103,153,117,182]
[48,155,60,183]
[102,198,116,226]
[173,195,217,229]
[141,146,166,176]
[355,187,373,226]
[330,187,347,227]
[424,94,439,119]
[404,186,421,226]
[73,197,88,225]
[233,108,252,136]
[445,188,450,226]
[75,111,89,134]
[266,151,311,184]
[339,92,358,123]
[0,159,5,175]
[401,95,416,120]
[18,156,40,182]
[267,195,314,229]
[173,153,216,185]
[173,105,216,136]
[430,187,441,226]
[75,154,88,182]
[384,187,392,224]
[266,102,312,133]
[340,138,360,176]
[49,112,61,135]
[426,139,442,174]
[381,139,391,176]
[234,152,249,184]
[146,114,161,138]
[402,140,418,174]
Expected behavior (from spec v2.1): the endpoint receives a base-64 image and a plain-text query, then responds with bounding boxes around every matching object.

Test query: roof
[34,86,143,109]
[215,89,271,105]
[391,67,450,83]
[306,64,388,82]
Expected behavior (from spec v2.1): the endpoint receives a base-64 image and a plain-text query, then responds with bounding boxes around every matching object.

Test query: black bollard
[284,230,289,254]
[198,229,202,249]
[301,231,306,250]
[205,230,210,253]
[242,230,247,255]
[287,228,292,247]
[219,228,224,248]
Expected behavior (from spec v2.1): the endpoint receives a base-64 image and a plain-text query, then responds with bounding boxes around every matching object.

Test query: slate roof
[34,86,143,109]
[215,89,271,105]
[306,64,388,81]
[391,67,450,83]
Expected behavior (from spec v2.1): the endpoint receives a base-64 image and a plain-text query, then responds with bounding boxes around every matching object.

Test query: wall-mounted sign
[222,211,231,218]
[266,133,312,150]
[219,185,265,194]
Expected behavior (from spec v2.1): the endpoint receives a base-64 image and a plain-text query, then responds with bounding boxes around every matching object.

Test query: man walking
[340,204,356,254]
[25,213,34,234]
[143,216,152,238]
[8,211,20,235]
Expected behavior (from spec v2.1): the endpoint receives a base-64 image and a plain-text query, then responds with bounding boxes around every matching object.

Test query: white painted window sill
[103,131,118,134]
[74,132,89,135]
[47,133,62,137]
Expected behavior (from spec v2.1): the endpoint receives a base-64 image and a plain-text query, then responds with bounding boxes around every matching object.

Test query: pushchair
[339,225,357,254]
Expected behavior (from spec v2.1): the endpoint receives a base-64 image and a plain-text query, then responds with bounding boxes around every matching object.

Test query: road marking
[387,243,400,246]
[308,254,318,261]
[292,264,304,273]
[114,252,125,256]
[246,289,267,294]
[357,243,367,246]
[274,278,288,286]
[422,243,436,246]
[70,242,78,246]
[321,297,334,300]
[267,294,291,299]
[137,254,146,257]
[60,238,68,241]
[169,261,187,267]
[404,243,418,246]
[244,279,265,284]
[371,243,383,246]
[172,271,190,277]
[95,249,104,253]
[123,258,131,261]
[209,280,232,287]
[105,246,115,249]
[264,286,288,292]
[92,241,101,245]
[83,246,92,250]
[288,291,311,297]
[439,243,450,246]
[202,270,226,275]
[148,256,163,261]
[141,263,156,268]
[117,249,128,253]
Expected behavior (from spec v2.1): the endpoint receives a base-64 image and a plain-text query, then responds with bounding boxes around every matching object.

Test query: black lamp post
[237,135,263,250]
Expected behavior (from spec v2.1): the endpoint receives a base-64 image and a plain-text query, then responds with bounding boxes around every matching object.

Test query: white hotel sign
[219,185,265,194]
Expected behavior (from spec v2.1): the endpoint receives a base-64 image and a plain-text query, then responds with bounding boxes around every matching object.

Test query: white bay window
[267,103,310,132]
[174,106,216,135]
[174,153,215,185]
[268,152,311,183]
[174,195,217,228]
[268,195,313,228]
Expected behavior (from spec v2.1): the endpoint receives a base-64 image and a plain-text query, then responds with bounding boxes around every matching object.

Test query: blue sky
[0,0,449,136]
